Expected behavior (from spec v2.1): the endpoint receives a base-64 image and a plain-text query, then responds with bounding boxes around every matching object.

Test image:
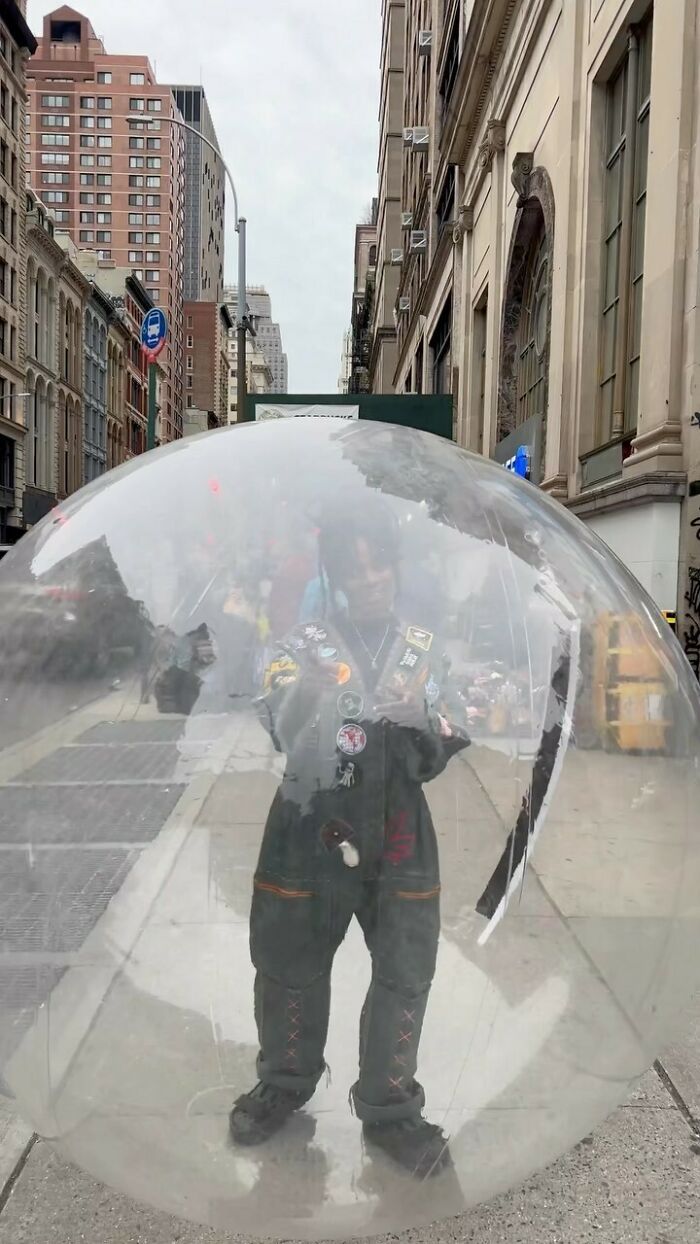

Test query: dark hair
[317,493,401,615]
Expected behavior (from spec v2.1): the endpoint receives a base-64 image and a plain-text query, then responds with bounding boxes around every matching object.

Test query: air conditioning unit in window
[401,211,413,230]
[398,297,410,315]
[390,248,404,266]
[409,230,428,254]
[412,127,430,152]
[418,31,433,55]
[403,127,414,148]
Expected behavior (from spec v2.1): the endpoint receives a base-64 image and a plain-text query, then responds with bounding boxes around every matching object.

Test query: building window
[430,297,452,395]
[186,357,193,371]
[41,113,70,126]
[53,209,70,223]
[145,251,160,262]
[146,232,160,244]
[79,155,95,167]
[80,192,94,204]
[97,174,112,186]
[130,97,145,111]
[146,137,160,150]
[97,250,112,260]
[129,194,143,206]
[42,153,70,165]
[97,136,112,148]
[96,211,111,224]
[97,155,112,167]
[79,230,94,242]
[80,114,95,128]
[129,175,144,187]
[130,73,146,86]
[147,98,162,112]
[146,176,160,188]
[129,156,144,168]
[516,229,549,426]
[97,115,112,129]
[80,173,94,185]
[129,231,144,244]
[146,194,160,207]
[97,96,112,110]
[80,135,96,148]
[128,212,143,224]
[146,270,159,282]
[96,230,111,242]
[43,171,71,184]
[97,71,112,84]
[96,193,111,205]
[146,157,161,169]
[129,136,145,150]
[44,190,68,203]
[80,211,94,223]
[128,250,143,262]
[42,94,70,107]
[42,133,70,146]
[597,15,652,446]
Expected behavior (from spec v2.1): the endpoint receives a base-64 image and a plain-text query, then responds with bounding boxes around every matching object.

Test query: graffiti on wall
[684,480,700,679]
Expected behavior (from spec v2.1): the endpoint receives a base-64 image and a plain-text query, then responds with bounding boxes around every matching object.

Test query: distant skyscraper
[224,286,288,394]
[26,7,186,444]
[170,86,224,302]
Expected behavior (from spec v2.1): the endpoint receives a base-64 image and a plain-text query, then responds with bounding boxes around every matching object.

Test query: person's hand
[374,693,428,729]
[296,651,339,699]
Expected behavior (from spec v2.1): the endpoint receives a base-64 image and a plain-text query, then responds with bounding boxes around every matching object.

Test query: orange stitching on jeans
[394,885,441,900]
[254,880,314,899]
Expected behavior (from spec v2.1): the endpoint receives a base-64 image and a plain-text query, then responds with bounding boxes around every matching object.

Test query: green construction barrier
[245,393,454,440]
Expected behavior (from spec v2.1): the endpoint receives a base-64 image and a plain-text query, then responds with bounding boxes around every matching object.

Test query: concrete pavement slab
[661,989,700,1127]
[0,1069,699,1243]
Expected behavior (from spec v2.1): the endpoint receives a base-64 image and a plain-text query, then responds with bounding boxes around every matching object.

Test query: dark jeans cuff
[256,1051,324,1097]
[351,1080,425,1123]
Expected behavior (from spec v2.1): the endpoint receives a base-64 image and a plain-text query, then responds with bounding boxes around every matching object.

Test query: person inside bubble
[230,496,469,1178]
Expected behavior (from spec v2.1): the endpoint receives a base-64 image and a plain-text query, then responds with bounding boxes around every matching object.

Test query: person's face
[340,536,396,621]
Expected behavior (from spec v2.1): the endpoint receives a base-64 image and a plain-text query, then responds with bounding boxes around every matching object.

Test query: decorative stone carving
[511,152,535,204]
[452,205,474,245]
[477,119,506,170]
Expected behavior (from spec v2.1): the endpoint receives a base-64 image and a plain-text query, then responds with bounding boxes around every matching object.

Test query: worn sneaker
[229,1082,311,1146]
[362,1117,452,1178]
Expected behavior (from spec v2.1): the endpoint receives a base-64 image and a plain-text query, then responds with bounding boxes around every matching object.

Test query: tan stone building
[25,191,88,511]
[348,208,378,394]
[0,0,35,546]
[370,0,700,676]
[25,5,185,445]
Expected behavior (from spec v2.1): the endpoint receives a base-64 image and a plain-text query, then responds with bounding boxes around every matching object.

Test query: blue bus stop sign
[141,308,168,359]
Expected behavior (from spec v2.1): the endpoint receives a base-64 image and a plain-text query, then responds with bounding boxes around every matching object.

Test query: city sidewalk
[0,688,698,1242]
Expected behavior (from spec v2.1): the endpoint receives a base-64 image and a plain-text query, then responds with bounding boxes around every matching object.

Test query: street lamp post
[128,113,250,425]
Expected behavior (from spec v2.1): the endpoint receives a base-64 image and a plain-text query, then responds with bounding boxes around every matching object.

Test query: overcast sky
[26,0,381,392]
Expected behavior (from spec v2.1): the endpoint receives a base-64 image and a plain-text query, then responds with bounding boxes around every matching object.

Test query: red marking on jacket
[383,810,416,865]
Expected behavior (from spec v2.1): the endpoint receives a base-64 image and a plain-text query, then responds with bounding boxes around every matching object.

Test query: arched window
[516,225,549,427]
[497,163,555,481]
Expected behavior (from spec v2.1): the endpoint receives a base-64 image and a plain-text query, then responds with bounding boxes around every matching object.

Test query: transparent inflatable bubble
[0,419,698,1239]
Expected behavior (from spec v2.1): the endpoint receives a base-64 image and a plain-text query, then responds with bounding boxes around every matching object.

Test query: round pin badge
[338,690,364,720]
[319,645,338,660]
[337,723,367,755]
[303,625,327,642]
[335,663,352,685]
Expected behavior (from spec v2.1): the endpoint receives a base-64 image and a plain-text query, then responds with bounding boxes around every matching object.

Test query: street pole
[126,112,249,429]
[147,361,157,451]
[236,217,247,423]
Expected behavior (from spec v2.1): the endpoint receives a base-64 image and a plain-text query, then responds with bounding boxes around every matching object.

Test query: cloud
[26,0,381,391]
